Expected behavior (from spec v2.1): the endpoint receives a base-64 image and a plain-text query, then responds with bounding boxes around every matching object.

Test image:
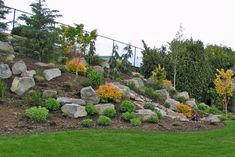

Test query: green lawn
[0,122,235,157]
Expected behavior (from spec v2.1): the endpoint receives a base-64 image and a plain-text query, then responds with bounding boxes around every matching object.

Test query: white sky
[4,0,235,51]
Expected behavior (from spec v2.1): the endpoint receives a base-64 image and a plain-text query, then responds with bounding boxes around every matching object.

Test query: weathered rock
[10,77,35,96]
[81,86,100,104]
[162,82,174,91]
[0,41,14,53]
[201,114,220,123]
[43,68,61,81]
[21,70,36,78]
[12,60,27,75]
[146,77,154,86]
[164,98,180,110]
[155,89,170,101]
[5,54,15,63]
[136,109,155,121]
[57,97,86,106]
[35,62,55,68]
[186,100,196,107]
[176,91,189,100]
[125,77,144,89]
[101,61,109,69]
[61,104,87,118]
[42,90,57,99]
[166,109,188,121]
[110,82,130,98]
[0,64,12,79]
[93,65,104,73]
[95,103,115,114]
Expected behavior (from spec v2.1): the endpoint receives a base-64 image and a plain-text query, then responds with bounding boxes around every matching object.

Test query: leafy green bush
[144,87,155,98]
[81,118,93,127]
[102,108,116,118]
[176,97,187,103]
[87,69,104,87]
[122,112,137,121]
[31,90,42,106]
[97,116,111,126]
[147,114,159,123]
[208,105,220,114]
[164,102,171,108]
[120,100,136,113]
[85,103,97,115]
[45,98,60,111]
[197,103,210,111]
[155,109,162,119]
[25,106,49,122]
[130,118,142,126]
[144,102,155,111]
[0,79,7,100]
[125,81,135,90]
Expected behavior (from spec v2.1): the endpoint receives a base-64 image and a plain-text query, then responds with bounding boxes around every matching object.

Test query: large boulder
[110,82,130,98]
[12,60,27,75]
[57,97,86,106]
[21,70,36,78]
[42,90,57,99]
[35,62,55,68]
[201,114,220,123]
[165,109,188,121]
[10,77,35,96]
[43,68,61,81]
[186,100,196,107]
[0,63,12,79]
[61,104,87,118]
[176,91,189,100]
[136,109,155,121]
[5,54,15,63]
[95,103,115,114]
[155,89,170,102]
[0,41,14,53]
[125,77,144,89]
[164,98,180,110]
[81,86,100,104]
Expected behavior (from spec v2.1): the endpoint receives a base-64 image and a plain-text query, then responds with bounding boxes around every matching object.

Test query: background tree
[0,0,9,41]
[214,69,234,115]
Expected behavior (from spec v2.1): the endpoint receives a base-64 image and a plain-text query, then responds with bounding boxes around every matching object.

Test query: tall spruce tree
[0,0,9,41]
[18,0,61,61]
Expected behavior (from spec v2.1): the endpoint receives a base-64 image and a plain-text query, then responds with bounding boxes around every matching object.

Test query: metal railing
[3,5,143,67]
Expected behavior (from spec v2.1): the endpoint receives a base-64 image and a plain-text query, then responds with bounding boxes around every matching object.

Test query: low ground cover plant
[25,106,49,122]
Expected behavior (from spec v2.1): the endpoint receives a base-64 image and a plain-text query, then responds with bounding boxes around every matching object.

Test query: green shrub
[218,114,227,121]
[176,97,187,103]
[155,109,162,119]
[208,105,220,114]
[31,90,42,106]
[144,87,155,98]
[63,81,72,92]
[81,118,93,127]
[0,79,7,100]
[122,112,137,121]
[169,89,178,97]
[97,116,111,126]
[151,65,166,89]
[144,102,155,111]
[25,106,49,122]
[164,102,171,108]
[85,54,104,66]
[130,118,142,126]
[197,103,210,111]
[125,81,135,90]
[85,103,97,115]
[147,114,159,123]
[45,98,60,111]
[102,108,116,118]
[120,100,136,113]
[87,69,104,87]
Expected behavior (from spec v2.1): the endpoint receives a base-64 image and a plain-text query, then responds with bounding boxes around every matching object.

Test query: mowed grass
[0,122,235,157]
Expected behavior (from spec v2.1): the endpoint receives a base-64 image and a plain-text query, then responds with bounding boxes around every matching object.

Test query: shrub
[120,100,136,112]
[163,79,172,86]
[169,89,178,97]
[81,118,93,127]
[208,105,220,114]
[25,106,49,122]
[87,69,104,87]
[176,97,187,103]
[85,54,104,66]
[147,114,159,123]
[125,81,135,90]
[151,65,166,89]
[85,103,97,115]
[155,109,162,119]
[31,90,42,106]
[164,102,171,108]
[66,58,87,75]
[176,103,192,118]
[130,118,142,126]
[96,84,123,103]
[144,102,155,111]
[144,87,155,98]
[122,112,137,121]
[45,98,60,111]
[102,108,116,118]
[197,103,210,111]
[34,70,45,82]
[97,116,111,126]
[0,79,7,100]
[63,81,72,92]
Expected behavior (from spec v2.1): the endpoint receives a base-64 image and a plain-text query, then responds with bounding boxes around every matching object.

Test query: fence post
[12,8,16,31]
[134,47,137,67]
[112,40,115,56]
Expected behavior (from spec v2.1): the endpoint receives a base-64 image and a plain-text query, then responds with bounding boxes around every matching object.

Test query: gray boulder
[155,89,170,101]
[0,63,12,79]
[42,90,57,99]
[57,97,86,106]
[176,91,189,100]
[43,68,61,81]
[146,77,154,86]
[81,86,100,104]
[12,60,27,75]
[5,54,15,63]
[201,114,220,123]
[186,100,196,107]
[21,70,36,78]
[166,109,188,121]
[125,77,144,89]
[35,62,55,68]
[110,82,130,98]
[95,103,115,114]
[61,104,87,118]
[10,77,35,96]
[0,41,14,53]
[165,98,180,110]
[136,109,155,121]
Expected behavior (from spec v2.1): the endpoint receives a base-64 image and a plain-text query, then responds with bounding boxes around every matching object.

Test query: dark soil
[0,52,224,136]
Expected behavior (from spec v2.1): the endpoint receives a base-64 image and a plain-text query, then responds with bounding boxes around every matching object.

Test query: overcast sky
[4,0,235,51]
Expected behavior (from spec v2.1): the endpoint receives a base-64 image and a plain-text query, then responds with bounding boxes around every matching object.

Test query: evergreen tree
[0,0,9,41]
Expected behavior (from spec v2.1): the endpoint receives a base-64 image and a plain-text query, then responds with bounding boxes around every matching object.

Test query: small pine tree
[151,64,166,89]
[17,0,61,61]
[214,69,234,115]
[0,0,9,41]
